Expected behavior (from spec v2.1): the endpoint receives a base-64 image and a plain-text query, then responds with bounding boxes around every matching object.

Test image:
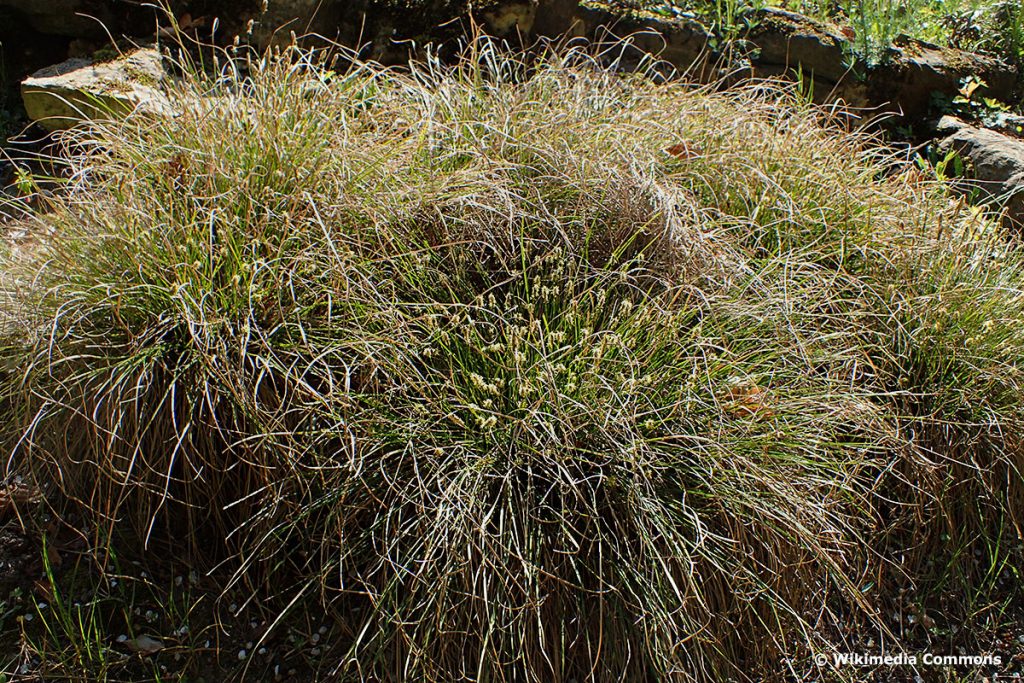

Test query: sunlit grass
[0,40,1021,681]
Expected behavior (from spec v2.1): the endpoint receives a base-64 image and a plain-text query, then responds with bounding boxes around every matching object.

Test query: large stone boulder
[21,48,173,132]
[747,9,854,84]
[2,0,662,44]
[869,37,1016,119]
[1,1,556,71]
[5,1,1021,134]
[538,2,715,79]
[936,116,1024,229]
[732,9,868,107]
[984,111,1024,140]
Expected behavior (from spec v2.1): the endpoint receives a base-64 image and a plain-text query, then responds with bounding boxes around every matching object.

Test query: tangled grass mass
[0,43,1022,681]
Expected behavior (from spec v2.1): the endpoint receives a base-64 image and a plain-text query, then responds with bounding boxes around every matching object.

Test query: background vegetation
[635,0,1024,65]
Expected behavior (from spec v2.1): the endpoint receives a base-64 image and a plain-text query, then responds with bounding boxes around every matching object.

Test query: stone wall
[4,0,1024,230]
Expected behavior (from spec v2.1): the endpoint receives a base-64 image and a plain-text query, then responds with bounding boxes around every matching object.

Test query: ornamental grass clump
[1,42,1022,681]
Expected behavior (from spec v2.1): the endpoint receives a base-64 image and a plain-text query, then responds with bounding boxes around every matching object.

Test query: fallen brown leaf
[664,141,703,160]
[721,384,775,419]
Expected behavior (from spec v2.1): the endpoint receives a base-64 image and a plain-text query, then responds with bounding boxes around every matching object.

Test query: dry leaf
[839,26,856,41]
[165,153,189,184]
[664,141,703,160]
[959,78,986,100]
[722,384,774,418]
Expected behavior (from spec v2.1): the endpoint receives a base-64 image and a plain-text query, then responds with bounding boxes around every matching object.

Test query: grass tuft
[0,41,1021,681]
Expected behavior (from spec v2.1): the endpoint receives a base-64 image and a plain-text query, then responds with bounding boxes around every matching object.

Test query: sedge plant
[0,39,1021,682]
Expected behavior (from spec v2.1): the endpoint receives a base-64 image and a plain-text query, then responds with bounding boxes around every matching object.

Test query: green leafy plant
[771,0,1024,67]
[929,74,1014,128]
[918,145,966,181]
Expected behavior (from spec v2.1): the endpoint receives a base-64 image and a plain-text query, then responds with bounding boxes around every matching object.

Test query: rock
[869,36,1016,119]
[934,114,970,135]
[532,0,584,36]
[5,1,1018,134]
[984,111,1024,140]
[634,14,715,77]
[555,2,715,79]
[21,48,173,132]
[747,8,856,84]
[125,635,165,654]
[936,118,1024,228]
[249,0,545,50]
[740,63,869,108]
